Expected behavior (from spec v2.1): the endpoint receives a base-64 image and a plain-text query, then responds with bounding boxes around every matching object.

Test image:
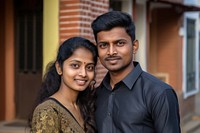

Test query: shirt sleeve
[31,106,60,133]
[152,89,181,133]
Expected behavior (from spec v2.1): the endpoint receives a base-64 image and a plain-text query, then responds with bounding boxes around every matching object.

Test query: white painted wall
[119,0,147,70]
[135,1,147,71]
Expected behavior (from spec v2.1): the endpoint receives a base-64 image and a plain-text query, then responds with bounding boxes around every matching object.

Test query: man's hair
[91,11,136,42]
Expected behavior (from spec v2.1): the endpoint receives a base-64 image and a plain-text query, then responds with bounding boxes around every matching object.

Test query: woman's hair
[29,37,98,133]
[91,11,136,42]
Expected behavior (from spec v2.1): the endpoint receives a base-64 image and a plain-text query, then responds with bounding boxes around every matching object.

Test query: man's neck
[109,63,134,89]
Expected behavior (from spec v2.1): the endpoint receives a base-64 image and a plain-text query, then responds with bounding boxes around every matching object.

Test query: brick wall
[59,0,109,86]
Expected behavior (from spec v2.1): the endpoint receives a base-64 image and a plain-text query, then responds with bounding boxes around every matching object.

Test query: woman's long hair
[29,37,98,133]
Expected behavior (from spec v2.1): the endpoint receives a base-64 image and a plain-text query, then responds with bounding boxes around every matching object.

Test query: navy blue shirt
[95,62,180,133]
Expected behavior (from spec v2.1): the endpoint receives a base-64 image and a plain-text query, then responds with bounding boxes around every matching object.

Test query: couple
[29,11,181,133]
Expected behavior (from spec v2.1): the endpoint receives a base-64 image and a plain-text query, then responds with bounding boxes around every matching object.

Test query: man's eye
[86,65,94,71]
[98,43,108,49]
[71,64,79,68]
[117,41,125,46]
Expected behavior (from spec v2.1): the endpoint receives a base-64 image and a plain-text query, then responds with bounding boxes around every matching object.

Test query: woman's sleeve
[31,106,60,133]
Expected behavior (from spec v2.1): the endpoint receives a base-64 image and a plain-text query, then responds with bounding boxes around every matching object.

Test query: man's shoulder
[139,72,178,106]
[138,71,175,98]
[141,71,172,88]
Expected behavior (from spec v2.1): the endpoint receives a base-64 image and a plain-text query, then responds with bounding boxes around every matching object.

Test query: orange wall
[5,0,15,120]
[0,0,6,120]
[150,8,182,92]
[0,0,15,121]
[156,8,182,93]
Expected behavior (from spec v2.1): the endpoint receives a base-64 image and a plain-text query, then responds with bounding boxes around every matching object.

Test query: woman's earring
[57,71,62,75]
[90,80,96,89]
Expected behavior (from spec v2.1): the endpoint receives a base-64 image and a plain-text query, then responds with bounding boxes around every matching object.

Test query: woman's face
[58,47,95,92]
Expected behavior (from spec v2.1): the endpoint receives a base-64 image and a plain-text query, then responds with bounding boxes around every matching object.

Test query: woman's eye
[71,64,79,68]
[86,65,94,71]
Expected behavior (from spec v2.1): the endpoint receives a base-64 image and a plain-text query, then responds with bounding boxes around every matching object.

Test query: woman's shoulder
[31,99,62,132]
[33,98,60,114]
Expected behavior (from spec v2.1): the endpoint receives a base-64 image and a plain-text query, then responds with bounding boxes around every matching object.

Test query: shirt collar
[102,72,112,90]
[122,62,143,90]
[102,62,143,90]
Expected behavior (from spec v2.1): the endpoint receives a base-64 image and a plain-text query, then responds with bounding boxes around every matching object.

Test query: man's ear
[133,40,139,54]
[55,61,62,75]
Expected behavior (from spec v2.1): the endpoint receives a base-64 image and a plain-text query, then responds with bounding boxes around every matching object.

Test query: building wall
[149,6,195,118]
[5,0,15,120]
[135,1,147,70]
[59,0,109,41]
[156,8,189,118]
[156,9,182,93]
[43,0,59,73]
[0,0,6,120]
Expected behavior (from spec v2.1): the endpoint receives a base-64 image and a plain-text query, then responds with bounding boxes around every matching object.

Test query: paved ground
[181,92,200,133]
[0,120,30,133]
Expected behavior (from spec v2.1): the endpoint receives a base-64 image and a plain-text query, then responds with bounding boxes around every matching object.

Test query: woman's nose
[79,67,86,77]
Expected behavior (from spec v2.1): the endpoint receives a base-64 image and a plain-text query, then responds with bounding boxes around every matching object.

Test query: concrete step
[182,115,200,133]
[193,128,200,133]
[0,120,29,133]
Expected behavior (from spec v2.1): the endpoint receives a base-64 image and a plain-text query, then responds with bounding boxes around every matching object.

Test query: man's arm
[152,89,181,133]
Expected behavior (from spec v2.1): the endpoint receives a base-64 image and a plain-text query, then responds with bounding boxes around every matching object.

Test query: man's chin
[105,66,120,72]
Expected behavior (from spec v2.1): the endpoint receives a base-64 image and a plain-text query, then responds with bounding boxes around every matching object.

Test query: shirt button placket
[108,92,114,116]
[107,91,115,132]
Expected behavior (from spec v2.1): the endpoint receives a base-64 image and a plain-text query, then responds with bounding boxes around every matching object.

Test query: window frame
[183,12,199,98]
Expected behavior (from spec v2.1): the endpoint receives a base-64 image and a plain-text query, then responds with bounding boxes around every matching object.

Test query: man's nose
[107,45,117,55]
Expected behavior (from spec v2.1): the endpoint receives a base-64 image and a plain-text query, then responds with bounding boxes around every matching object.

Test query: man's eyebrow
[114,39,126,43]
[97,41,107,45]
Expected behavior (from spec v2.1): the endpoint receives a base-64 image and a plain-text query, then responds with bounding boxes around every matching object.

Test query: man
[91,11,181,133]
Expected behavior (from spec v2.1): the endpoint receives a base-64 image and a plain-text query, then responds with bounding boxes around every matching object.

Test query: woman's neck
[52,86,79,106]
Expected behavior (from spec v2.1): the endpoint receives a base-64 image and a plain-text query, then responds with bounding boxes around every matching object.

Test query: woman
[29,37,98,133]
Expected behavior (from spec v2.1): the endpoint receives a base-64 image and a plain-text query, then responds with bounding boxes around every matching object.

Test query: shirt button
[108,112,111,116]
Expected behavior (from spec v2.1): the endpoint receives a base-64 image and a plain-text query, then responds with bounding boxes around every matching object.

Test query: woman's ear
[133,40,139,54]
[55,61,62,75]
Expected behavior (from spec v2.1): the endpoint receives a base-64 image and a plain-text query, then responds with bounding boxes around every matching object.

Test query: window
[183,12,199,98]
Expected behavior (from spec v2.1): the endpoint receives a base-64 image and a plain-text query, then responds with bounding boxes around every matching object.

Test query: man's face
[96,27,138,73]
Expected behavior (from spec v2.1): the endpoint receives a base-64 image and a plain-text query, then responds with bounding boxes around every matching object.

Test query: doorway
[14,0,43,119]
